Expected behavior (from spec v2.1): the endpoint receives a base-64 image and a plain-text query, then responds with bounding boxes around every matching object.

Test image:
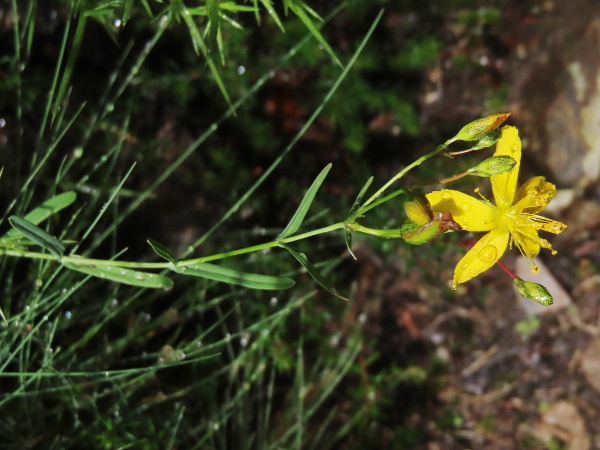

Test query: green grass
[0,2,396,448]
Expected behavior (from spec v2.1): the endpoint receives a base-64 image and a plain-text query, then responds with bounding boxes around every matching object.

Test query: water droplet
[0,118,6,127]
[358,313,367,324]
[270,297,278,306]
[261,329,269,337]
[442,192,451,199]
[329,333,341,347]
[477,245,498,263]
[113,18,121,28]
[460,263,468,269]
[179,267,188,273]
[135,274,145,281]
[461,202,471,211]
[240,333,250,347]
[24,305,30,311]
[64,311,72,319]
[237,65,246,75]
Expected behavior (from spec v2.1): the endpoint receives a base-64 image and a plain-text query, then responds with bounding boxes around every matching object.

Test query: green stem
[0,222,346,269]
[356,146,445,215]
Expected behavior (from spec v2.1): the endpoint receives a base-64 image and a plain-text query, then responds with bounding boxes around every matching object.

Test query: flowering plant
[1,114,566,305]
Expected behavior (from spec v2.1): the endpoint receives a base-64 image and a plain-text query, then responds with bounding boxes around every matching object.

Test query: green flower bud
[467,155,517,177]
[454,113,511,142]
[514,277,553,306]
[400,211,461,245]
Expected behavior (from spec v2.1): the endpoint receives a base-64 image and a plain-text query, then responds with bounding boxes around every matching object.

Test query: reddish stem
[496,259,517,279]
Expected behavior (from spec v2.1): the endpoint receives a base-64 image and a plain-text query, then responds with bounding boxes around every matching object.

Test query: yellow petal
[513,176,556,214]
[453,225,510,288]
[491,126,521,210]
[426,190,497,232]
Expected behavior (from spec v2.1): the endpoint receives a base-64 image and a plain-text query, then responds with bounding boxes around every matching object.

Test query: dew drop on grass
[261,329,269,337]
[64,311,72,319]
[358,313,367,324]
[270,297,278,306]
[240,333,250,347]
[237,65,246,75]
[113,18,121,28]
[0,118,5,127]
[110,298,119,308]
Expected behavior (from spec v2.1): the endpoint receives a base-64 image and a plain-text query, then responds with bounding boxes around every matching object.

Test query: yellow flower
[425,125,567,288]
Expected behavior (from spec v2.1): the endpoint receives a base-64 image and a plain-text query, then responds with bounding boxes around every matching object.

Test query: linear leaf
[64,262,173,289]
[290,3,342,68]
[172,262,295,290]
[8,216,65,258]
[5,191,77,238]
[345,227,356,260]
[279,243,347,300]
[279,163,332,239]
[348,177,373,218]
[147,238,176,263]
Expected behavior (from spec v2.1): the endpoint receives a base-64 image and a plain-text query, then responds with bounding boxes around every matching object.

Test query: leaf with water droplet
[63,262,173,289]
[171,262,295,290]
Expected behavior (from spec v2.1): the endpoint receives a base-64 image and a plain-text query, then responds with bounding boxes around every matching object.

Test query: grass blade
[8,216,65,258]
[172,262,295,290]
[63,262,173,289]
[279,163,332,239]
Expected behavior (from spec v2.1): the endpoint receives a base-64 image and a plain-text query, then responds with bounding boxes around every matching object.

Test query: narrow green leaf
[147,238,176,263]
[279,163,332,239]
[257,0,284,31]
[8,216,65,258]
[122,0,134,24]
[344,228,356,260]
[64,262,173,289]
[279,243,347,300]
[5,191,77,238]
[179,4,234,112]
[172,262,295,290]
[348,176,373,218]
[290,3,342,68]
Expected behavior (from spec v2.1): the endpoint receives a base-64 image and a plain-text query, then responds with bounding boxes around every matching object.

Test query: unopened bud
[454,113,511,142]
[514,277,553,306]
[467,155,516,177]
[403,193,433,225]
[400,211,461,245]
